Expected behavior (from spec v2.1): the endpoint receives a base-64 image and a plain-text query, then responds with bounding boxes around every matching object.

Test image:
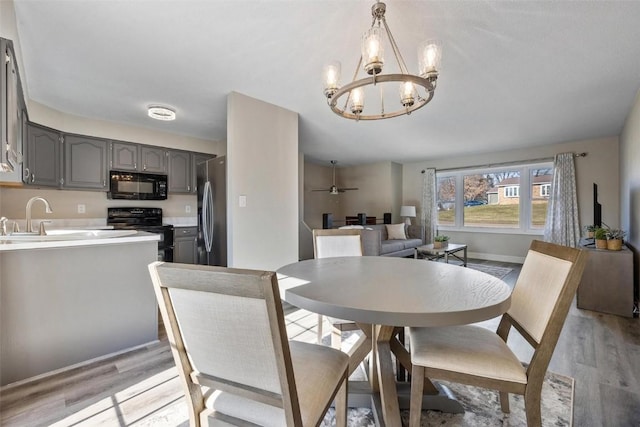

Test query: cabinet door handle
[31,173,35,183]
[187,185,190,192]
[134,162,137,169]
[103,179,106,187]
[143,165,147,171]
[23,167,30,180]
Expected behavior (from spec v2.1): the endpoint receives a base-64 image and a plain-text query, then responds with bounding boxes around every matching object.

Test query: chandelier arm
[381,17,409,75]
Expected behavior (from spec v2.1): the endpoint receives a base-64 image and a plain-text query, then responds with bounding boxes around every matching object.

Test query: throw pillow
[386,223,407,240]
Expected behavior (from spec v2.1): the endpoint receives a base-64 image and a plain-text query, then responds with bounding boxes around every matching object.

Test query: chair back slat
[313,229,363,259]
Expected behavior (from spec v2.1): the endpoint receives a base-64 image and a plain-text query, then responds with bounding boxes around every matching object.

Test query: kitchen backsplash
[0,187,198,223]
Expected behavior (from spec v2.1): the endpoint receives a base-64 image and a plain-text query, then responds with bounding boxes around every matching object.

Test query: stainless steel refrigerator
[196,156,227,266]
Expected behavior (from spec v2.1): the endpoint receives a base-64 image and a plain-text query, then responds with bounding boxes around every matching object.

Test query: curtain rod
[421,152,587,173]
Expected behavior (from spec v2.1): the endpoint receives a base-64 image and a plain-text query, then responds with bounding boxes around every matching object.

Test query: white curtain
[543,153,580,247]
[421,168,437,244]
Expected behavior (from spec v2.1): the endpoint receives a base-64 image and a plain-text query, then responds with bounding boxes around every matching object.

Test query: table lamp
[400,205,416,225]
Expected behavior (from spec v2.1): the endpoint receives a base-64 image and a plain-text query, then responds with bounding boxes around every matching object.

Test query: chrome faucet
[25,197,53,233]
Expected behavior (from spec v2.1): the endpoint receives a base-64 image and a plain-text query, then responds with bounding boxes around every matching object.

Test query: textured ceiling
[13,1,640,166]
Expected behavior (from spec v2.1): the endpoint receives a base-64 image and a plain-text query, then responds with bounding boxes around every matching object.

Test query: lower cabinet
[173,227,197,264]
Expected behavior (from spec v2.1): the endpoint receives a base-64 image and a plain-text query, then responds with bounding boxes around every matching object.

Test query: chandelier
[322,1,442,121]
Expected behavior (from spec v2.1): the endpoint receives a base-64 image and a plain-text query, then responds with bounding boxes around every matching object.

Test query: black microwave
[108,170,168,200]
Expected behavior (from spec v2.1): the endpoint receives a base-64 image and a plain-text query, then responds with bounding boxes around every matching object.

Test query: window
[504,186,519,198]
[540,183,550,197]
[436,162,553,234]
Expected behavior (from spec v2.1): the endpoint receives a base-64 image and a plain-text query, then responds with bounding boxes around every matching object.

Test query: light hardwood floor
[0,260,638,426]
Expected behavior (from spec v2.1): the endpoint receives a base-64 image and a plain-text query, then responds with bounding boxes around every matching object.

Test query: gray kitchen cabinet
[140,145,167,173]
[111,141,167,173]
[24,122,62,187]
[173,227,197,264]
[168,150,192,193]
[63,135,109,190]
[1,37,27,182]
[191,152,216,193]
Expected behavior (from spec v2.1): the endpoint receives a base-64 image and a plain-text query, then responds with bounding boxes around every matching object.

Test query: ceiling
[12,1,640,166]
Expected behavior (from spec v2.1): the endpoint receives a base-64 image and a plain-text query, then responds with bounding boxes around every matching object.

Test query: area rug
[320,370,574,426]
[467,262,513,280]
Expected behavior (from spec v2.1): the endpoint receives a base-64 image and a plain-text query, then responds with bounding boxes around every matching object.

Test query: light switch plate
[239,195,247,207]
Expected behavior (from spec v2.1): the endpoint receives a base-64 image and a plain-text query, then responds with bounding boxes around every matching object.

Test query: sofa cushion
[381,240,406,254]
[403,238,423,250]
[386,223,407,240]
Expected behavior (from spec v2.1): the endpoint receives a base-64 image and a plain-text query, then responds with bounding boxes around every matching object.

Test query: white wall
[402,136,620,262]
[620,88,640,295]
[227,92,298,271]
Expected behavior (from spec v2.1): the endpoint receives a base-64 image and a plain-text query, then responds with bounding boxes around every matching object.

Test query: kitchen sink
[0,229,138,242]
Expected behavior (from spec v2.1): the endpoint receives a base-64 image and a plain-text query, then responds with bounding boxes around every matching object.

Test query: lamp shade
[400,205,416,217]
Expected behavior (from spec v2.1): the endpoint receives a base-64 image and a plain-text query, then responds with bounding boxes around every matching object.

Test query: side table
[415,243,468,267]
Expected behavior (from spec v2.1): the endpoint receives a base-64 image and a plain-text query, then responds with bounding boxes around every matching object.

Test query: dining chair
[312,228,364,349]
[408,240,587,427]
[148,261,349,427]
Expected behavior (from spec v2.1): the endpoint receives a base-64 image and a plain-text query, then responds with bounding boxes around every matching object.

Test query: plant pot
[607,239,623,251]
[595,239,608,249]
[587,231,594,238]
[433,241,447,249]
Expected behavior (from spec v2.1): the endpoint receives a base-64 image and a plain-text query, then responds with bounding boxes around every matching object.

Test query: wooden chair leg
[317,314,324,344]
[499,391,510,413]
[331,326,342,349]
[395,327,406,381]
[334,375,348,427]
[524,390,542,427]
[409,366,425,427]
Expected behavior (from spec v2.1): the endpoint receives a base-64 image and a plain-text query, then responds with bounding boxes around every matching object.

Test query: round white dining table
[277,256,512,427]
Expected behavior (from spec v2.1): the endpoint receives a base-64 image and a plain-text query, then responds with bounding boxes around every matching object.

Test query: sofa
[358,224,424,257]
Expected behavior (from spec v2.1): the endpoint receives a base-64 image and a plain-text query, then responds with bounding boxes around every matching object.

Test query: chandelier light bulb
[350,88,364,114]
[399,81,416,107]
[419,39,442,78]
[362,27,384,75]
[323,61,341,98]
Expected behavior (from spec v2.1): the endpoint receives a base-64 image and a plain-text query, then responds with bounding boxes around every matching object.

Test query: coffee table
[414,243,467,266]
[277,256,511,426]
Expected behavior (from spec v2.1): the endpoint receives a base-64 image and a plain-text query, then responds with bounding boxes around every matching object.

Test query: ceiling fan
[311,160,359,195]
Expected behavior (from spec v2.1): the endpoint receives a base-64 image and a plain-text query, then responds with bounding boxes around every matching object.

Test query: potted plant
[593,227,608,249]
[584,224,597,238]
[433,235,449,249]
[606,229,626,251]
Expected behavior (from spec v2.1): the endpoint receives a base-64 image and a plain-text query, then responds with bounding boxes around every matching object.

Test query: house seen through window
[436,162,553,233]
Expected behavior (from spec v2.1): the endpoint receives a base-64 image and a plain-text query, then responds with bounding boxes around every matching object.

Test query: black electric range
[107,207,174,261]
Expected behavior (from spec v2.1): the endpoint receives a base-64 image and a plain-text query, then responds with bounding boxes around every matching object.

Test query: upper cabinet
[1,37,26,180]
[24,122,62,187]
[63,135,109,190]
[111,141,167,173]
[168,150,192,193]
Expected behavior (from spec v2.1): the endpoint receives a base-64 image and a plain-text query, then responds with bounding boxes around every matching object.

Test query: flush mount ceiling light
[322,1,442,121]
[147,105,176,121]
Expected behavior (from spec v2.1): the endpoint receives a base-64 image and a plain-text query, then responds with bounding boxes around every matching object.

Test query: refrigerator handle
[204,180,214,253]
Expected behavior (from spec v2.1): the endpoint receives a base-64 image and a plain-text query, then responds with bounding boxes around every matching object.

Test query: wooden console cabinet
[577,240,634,317]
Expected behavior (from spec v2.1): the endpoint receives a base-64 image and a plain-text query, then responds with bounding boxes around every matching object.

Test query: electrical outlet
[185,205,191,213]
[77,204,86,214]
[239,195,247,207]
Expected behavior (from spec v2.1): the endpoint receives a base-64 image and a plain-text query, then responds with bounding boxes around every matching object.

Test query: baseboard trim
[0,339,160,391]
[467,251,525,264]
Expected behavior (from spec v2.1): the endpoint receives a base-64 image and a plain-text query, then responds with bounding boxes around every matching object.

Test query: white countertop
[0,231,159,252]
